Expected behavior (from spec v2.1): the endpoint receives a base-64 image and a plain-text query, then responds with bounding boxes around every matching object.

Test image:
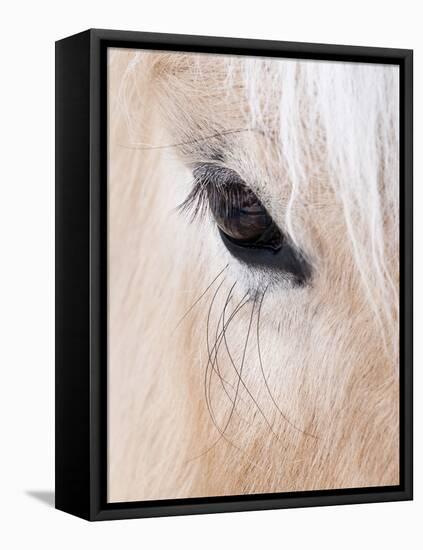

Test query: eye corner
[219,227,312,287]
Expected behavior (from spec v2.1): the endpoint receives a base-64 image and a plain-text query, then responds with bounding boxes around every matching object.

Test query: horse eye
[210,182,284,251]
[188,164,312,285]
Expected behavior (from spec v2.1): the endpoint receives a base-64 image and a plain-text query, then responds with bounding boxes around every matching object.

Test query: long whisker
[206,286,253,426]
[222,292,282,440]
[219,292,257,438]
[256,287,318,440]
[172,265,228,333]
[196,292,253,459]
[207,283,237,410]
[205,286,250,432]
[204,278,227,433]
[118,128,253,151]
[205,284,230,431]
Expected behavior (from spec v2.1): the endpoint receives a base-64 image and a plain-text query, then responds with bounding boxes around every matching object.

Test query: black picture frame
[55,28,413,521]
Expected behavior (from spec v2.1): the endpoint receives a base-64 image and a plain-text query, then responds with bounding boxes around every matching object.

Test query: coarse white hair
[107,48,399,502]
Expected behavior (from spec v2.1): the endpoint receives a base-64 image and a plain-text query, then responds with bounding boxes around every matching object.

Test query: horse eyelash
[177,176,211,221]
[177,165,253,223]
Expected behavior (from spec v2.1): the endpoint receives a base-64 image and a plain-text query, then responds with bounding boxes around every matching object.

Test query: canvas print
[107,48,399,503]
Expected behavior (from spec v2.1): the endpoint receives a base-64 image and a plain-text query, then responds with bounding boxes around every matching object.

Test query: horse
[107,48,399,502]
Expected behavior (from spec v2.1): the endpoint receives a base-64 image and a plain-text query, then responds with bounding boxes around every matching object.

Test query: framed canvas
[55,29,413,521]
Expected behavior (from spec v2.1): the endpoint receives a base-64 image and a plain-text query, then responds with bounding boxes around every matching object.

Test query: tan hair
[107,48,399,502]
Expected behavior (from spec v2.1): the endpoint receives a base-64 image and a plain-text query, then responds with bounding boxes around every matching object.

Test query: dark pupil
[210,183,282,250]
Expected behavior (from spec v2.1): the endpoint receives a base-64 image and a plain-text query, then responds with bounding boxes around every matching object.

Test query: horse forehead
[152,54,336,211]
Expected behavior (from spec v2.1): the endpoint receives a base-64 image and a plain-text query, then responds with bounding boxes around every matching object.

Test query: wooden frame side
[55,30,92,520]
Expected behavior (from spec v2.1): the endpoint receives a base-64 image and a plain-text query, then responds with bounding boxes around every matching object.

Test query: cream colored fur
[107,48,399,502]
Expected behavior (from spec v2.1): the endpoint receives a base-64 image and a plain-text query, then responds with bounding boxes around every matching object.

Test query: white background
[0,1,420,548]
